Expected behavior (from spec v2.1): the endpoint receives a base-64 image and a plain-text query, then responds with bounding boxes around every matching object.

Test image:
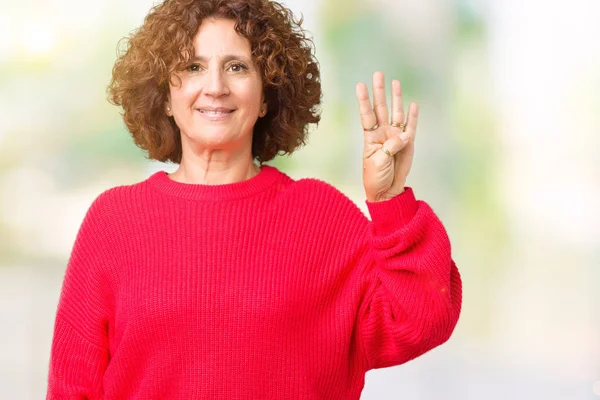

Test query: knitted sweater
[46,165,462,400]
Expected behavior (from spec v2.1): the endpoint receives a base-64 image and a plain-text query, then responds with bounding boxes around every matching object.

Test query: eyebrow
[191,54,252,64]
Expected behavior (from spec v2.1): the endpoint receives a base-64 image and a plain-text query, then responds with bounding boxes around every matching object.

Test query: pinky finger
[405,102,419,138]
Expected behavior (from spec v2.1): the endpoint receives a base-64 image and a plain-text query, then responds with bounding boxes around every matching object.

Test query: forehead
[192,17,252,56]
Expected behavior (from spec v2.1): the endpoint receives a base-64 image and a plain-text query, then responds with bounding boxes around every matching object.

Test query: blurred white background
[0,0,598,398]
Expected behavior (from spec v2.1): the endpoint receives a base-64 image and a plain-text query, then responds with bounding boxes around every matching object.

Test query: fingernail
[400,132,410,142]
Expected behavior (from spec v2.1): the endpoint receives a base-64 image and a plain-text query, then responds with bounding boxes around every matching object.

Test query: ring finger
[391,80,406,131]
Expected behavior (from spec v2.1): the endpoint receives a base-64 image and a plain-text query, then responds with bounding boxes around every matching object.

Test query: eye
[228,62,248,72]
[187,63,202,72]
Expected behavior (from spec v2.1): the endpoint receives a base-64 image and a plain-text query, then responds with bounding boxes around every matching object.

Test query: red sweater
[47,165,462,400]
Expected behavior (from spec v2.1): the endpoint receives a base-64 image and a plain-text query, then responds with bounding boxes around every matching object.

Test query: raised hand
[356,71,419,202]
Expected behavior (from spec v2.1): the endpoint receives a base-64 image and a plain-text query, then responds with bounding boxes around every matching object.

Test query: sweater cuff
[365,187,418,236]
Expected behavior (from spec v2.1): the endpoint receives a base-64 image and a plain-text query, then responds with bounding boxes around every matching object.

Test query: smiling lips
[198,107,234,114]
[197,107,235,120]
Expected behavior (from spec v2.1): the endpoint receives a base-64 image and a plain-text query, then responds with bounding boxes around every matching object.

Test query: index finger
[355,82,377,131]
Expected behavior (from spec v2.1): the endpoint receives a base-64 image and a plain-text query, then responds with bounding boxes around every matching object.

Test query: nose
[203,66,229,97]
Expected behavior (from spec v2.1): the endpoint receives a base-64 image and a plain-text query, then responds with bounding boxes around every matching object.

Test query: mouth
[196,107,236,122]
[197,108,235,116]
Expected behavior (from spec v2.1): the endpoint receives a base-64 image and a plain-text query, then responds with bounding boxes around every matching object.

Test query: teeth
[201,110,231,115]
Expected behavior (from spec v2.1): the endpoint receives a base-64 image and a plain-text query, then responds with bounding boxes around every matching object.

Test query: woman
[46,0,462,399]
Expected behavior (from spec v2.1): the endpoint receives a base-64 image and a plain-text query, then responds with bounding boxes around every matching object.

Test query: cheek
[170,79,199,106]
[240,88,264,111]
[168,87,183,108]
[233,77,263,104]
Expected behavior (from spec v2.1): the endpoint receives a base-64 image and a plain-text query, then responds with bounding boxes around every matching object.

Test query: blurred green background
[1,0,599,398]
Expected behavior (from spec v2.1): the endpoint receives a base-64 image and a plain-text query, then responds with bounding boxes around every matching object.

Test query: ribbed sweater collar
[146,165,283,202]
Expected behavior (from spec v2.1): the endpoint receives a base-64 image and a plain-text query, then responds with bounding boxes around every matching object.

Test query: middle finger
[372,71,389,128]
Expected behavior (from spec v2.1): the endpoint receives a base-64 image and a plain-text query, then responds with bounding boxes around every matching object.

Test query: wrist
[367,187,406,203]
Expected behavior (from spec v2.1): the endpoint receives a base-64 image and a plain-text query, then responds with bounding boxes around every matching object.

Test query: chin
[188,128,241,148]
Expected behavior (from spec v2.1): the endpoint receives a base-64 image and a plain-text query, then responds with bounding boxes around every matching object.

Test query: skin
[165,19,418,202]
[356,71,419,202]
[165,18,267,185]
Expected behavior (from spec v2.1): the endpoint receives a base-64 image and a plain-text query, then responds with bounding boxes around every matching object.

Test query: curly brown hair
[107,0,322,164]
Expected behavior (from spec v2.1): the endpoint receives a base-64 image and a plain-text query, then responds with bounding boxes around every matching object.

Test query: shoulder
[88,183,132,212]
[83,175,150,223]
[285,175,368,222]
[292,176,350,201]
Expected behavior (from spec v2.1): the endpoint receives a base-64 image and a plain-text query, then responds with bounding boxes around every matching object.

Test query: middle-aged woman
[46,0,462,399]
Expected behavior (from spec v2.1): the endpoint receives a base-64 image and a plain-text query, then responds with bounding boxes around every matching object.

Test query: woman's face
[167,18,266,152]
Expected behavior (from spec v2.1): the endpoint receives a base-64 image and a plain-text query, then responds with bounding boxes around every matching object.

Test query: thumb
[381,132,410,157]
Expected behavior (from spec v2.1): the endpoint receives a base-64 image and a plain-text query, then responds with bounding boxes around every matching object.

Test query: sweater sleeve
[355,187,462,371]
[46,192,114,399]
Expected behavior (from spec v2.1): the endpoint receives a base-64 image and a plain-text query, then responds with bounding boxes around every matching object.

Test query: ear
[259,101,267,117]
[165,96,172,117]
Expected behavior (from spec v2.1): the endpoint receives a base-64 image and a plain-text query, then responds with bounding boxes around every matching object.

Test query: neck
[169,146,260,186]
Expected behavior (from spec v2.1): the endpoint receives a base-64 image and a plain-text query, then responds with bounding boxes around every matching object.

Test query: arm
[355,187,462,370]
[46,193,113,399]
[352,71,461,370]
